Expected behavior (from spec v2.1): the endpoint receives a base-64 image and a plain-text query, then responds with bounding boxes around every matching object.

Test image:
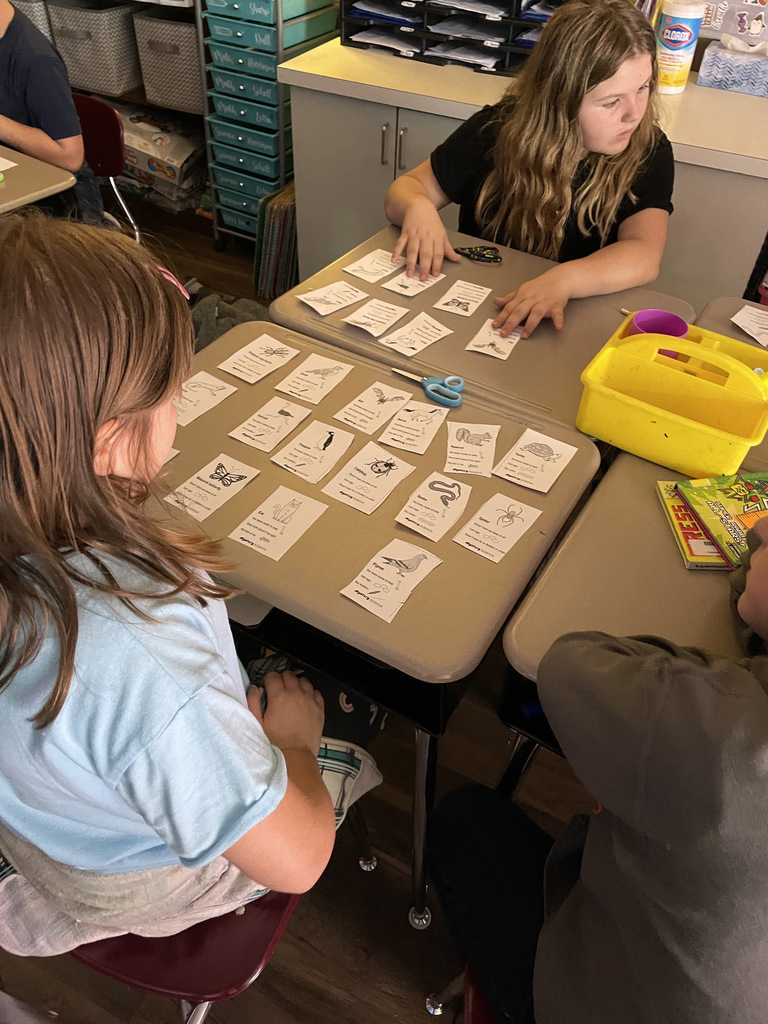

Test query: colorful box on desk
[576,317,768,478]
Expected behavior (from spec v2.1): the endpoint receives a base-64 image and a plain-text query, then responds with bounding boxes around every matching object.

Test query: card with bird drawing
[444,422,501,477]
[174,370,237,427]
[395,471,473,542]
[217,333,300,385]
[230,485,328,562]
[378,311,453,357]
[344,248,406,283]
[453,492,542,563]
[493,428,577,493]
[298,281,368,315]
[322,441,415,514]
[342,298,409,338]
[378,399,449,454]
[340,539,442,623]
[271,421,356,484]
[334,381,413,435]
[465,318,522,360]
[229,397,311,453]
[164,452,259,522]
[275,354,355,405]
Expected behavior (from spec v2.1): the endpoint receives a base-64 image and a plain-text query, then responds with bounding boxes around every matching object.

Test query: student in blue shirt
[0,213,337,956]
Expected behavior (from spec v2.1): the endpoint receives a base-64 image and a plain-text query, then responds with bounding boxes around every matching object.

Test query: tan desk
[0,145,75,214]
[270,225,694,425]
[502,297,764,682]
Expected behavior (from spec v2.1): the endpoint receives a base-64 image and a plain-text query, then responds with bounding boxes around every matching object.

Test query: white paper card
[378,400,449,454]
[465,319,522,359]
[395,472,472,541]
[493,429,577,493]
[381,270,445,297]
[342,298,409,338]
[164,448,179,464]
[344,248,405,282]
[298,281,368,315]
[322,441,415,514]
[731,305,768,348]
[433,280,492,318]
[444,423,500,476]
[229,398,311,453]
[230,486,328,562]
[340,539,442,622]
[453,493,541,563]
[164,453,258,521]
[217,334,299,383]
[378,312,453,357]
[175,371,237,427]
[271,421,355,484]
[0,156,17,172]
[275,354,354,405]
[334,381,413,434]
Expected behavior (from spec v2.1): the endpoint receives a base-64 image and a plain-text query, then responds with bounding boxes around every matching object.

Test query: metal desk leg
[409,727,438,930]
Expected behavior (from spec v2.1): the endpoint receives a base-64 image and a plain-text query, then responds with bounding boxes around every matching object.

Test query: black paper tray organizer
[340,0,561,73]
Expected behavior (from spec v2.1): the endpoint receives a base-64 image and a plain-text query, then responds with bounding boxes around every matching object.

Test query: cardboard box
[110,101,206,189]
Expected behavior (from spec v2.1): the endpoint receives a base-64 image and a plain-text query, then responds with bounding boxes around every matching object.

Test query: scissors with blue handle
[391,368,465,408]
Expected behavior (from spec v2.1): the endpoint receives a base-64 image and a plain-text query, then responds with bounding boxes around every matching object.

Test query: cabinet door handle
[397,126,408,171]
[380,122,391,166]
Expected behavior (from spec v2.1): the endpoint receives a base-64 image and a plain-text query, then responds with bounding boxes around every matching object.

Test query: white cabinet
[290,87,462,278]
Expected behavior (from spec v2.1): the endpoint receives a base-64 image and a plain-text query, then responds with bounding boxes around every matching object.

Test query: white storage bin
[13,0,53,41]
[48,0,143,96]
[133,8,204,113]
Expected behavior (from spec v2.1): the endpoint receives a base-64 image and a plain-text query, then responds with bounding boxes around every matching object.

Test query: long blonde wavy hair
[476,0,660,259]
[0,213,232,727]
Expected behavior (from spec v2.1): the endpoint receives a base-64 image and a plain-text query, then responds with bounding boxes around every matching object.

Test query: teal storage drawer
[204,0,328,25]
[211,141,292,178]
[206,36,333,79]
[207,115,291,156]
[207,66,289,105]
[211,163,284,199]
[203,7,336,49]
[215,185,262,216]
[210,91,291,129]
[218,206,259,235]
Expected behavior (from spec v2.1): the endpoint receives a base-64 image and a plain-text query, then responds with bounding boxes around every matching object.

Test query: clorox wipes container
[656,0,706,93]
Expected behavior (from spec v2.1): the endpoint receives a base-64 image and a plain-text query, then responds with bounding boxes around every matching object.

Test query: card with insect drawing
[164,452,259,522]
[217,334,300,384]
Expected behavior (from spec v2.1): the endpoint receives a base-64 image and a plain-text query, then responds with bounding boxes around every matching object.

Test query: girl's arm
[491,207,670,338]
[223,672,336,893]
[384,159,462,280]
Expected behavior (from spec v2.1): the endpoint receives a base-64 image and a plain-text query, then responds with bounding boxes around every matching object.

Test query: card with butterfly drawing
[164,452,259,521]
[333,381,413,435]
[433,280,491,318]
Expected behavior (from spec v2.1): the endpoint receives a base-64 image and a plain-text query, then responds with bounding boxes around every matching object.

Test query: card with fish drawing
[333,381,413,435]
[340,539,442,623]
[217,334,300,384]
[444,423,501,476]
[493,428,577,493]
[229,397,311,453]
[395,472,472,542]
[378,399,449,455]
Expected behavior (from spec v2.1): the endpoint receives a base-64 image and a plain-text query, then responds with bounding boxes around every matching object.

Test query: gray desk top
[160,323,599,684]
[270,225,695,425]
[502,297,765,680]
[0,145,75,213]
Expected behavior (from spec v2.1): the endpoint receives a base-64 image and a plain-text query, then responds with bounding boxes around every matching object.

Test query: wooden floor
[0,208,593,1024]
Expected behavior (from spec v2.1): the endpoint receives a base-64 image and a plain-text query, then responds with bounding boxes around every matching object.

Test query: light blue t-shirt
[0,554,287,874]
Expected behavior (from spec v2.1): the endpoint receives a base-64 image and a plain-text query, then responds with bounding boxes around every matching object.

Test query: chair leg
[425,970,465,1016]
[109,177,141,245]
[180,1001,212,1024]
[495,733,540,801]
[346,801,377,871]
[409,727,438,930]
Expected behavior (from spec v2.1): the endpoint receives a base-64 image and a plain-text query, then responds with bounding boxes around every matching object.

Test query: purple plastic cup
[627,308,689,359]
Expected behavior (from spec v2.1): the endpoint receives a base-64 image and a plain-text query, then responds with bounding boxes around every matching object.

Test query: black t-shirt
[430,104,674,262]
[0,8,81,141]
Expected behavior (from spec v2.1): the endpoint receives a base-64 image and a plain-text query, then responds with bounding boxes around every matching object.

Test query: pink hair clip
[157,265,190,300]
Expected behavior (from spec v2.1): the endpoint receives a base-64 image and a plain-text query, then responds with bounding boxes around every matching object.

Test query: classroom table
[159,321,599,925]
[0,145,75,214]
[269,225,695,426]
[501,295,768,684]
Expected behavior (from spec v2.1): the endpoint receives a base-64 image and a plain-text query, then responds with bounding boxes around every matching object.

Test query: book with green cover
[674,473,768,568]
[656,481,729,570]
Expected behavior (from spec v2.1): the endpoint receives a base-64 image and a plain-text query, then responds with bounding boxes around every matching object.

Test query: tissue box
[109,101,206,188]
[698,40,768,97]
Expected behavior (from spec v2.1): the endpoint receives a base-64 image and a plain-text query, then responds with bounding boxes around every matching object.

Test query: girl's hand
[391,198,461,281]
[255,671,325,756]
[491,270,572,338]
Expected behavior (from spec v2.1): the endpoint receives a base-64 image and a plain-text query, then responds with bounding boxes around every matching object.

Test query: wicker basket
[133,8,204,114]
[13,0,53,41]
[48,0,142,97]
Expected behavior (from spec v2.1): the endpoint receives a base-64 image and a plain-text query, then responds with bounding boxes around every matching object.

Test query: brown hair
[476,0,660,259]
[0,212,231,727]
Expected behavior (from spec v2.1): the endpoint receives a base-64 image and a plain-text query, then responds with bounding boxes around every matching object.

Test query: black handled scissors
[454,245,502,264]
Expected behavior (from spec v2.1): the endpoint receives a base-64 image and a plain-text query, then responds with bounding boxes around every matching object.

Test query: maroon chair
[69,890,299,1024]
[71,92,141,244]
[426,965,497,1023]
